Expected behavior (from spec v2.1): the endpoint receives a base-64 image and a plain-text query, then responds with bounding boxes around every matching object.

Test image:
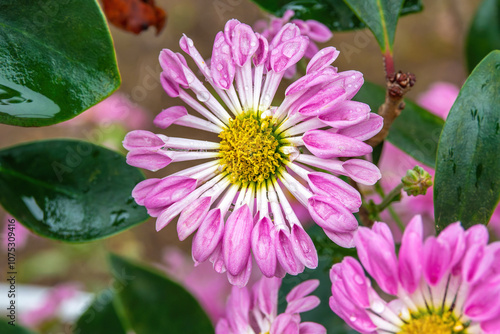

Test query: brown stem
[366,71,416,147]
[383,51,395,79]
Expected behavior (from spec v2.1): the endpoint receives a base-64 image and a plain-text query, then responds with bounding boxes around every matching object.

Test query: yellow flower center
[219,113,284,184]
[398,310,467,334]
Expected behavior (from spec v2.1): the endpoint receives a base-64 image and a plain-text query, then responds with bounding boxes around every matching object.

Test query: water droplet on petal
[354,275,364,285]
[187,38,194,47]
[196,91,210,102]
[185,73,195,84]
[349,315,357,322]
[217,64,223,71]
[219,79,228,87]
[371,300,385,314]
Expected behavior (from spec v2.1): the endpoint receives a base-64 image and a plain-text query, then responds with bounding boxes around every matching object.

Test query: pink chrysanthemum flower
[124,19,382,286]
[216,277,326,334]
[254,9,333,79]
[330,216,500,334]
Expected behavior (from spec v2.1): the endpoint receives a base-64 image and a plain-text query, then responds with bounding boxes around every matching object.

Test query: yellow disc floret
[219,113,283,184]
[398,311,467,334]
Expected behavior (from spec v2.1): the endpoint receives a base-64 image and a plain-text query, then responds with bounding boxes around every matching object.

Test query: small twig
[366,71,416,147]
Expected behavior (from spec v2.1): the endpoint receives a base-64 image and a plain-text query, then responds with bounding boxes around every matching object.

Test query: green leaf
[0,0,120,127]
[250,0,422,32]
[355,81,444,167]
[466,0,500,73]
[434,51,500,230]
[278,225,357,333]
[0,139,148,242]
[0,321,36,334]
[109,254,215,334]
[342,0,403,53]
[74,290,128,334]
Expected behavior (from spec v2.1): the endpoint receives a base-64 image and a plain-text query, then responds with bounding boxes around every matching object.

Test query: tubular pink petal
[318,101,370,129]
[132,178,161,205]
[270,313,299,334]
[227,255,252,287]
[465,224,489,248]
[209,242,226,274]
[336,113,383,141]
[252,216,278,277]
[160,73,180,97]
[323,229,356,248]
[215,318,230,334]
[298,322,326,334]
[305,20,332,43]
[253,33,269,65]
[123,130,164,150]
[329,286,376,333]
[276,229,305,275]
[144,176,197,209]
[285,66,338,96]
[297,85,346,116]
[177,196,211,241]
[226,285,251,331]
[290,225,318,269]
[270,23,301,49]
[270,36,309,73]
[307,195,358,233]
[253,277,281,317]
[192,209,224,263]
[437,222,465,267]
[304,41,319,59]
[126,148,172,171]
[372,222,395,246]
[341,159,381,185]
[231,24,259,66]
[211,32,236,90]
[365,236,399,295]
[307,172,361,212]
[306,47,339,74]
[340,70,364,99]
[223,204,254,276]
[285,295,320,314]
[462,244,494,284]
[286,279,319,303]
[159,49,189,87]
[303,130,372,158]
[339,257,370,308]
[224,19,241,44]
[464,282,500,321]
[398,215,424,294]
[153,106,188,129]
[423,236,451,286]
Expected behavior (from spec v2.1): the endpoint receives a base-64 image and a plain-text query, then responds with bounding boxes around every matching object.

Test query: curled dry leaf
[102,0,166,35]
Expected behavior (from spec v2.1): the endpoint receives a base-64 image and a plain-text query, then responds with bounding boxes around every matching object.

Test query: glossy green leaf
[109,254,214,334]
[466,0,500,73]
[0,0,120,127]
[0,321,36,334]
[355,81,444,167]
[0,139,148,242]
[278,225,357,333]
[74,290,128,334]
[343,0,403,53]
[434,51,500,230]
[250,0,422,32]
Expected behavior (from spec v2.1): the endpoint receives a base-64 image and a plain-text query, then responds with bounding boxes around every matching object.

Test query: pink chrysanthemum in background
[216,277,326,334]
[377,82,500,238]
[124,19,382,285]
[330,216,500,334]
[254,9,333,78]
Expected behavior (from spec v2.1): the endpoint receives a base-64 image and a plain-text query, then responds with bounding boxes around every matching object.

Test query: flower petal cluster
[124,19,382,285]
[330,215,500,334]
[216,277,326,334]
[254,9,333,78]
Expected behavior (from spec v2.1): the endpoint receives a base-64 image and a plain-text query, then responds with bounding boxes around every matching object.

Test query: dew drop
[354,275,364,285]
[351,75,356,80]
[349,315,357,322]
[219,79,228,87]
[185,73,195,84]
[371,300,385,314]
[187,38,194,47]
[196,91,210,102]
[250,41,257,47]
[244,85,249,91]
[216,64,223,71]
[264,94,270,101]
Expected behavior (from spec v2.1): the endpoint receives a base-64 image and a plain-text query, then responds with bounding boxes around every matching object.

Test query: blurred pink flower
[216,276,326,334]
[330,216,500,334]
[378,82,500,237]
[20,283,80,329]
[160,247,233,322]
[254,9,333,78]
[2,215,30,250]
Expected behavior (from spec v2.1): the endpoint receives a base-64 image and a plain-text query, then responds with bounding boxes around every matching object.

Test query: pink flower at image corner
[216,276,326,334]
[123,18,383,286]
[330,215,500,334]
[254,9,333,79]
[378,82,500,237]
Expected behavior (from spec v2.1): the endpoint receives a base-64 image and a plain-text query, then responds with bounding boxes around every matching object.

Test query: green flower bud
[402,166,433,196]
